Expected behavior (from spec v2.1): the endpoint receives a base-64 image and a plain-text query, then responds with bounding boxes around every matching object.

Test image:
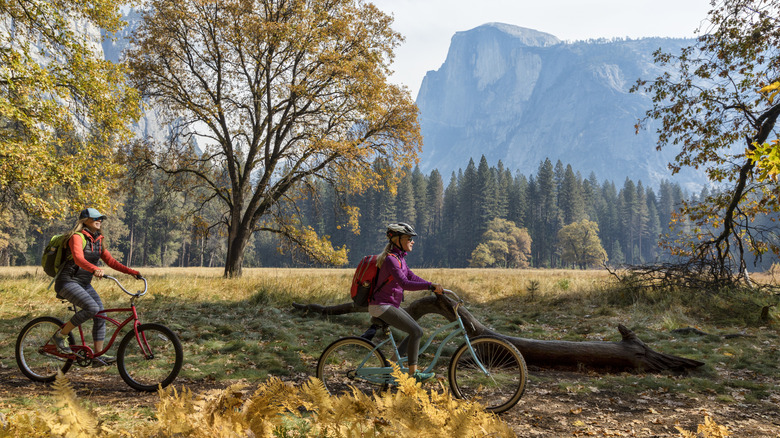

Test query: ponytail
[66,218,89,241]
[376,242,394,268]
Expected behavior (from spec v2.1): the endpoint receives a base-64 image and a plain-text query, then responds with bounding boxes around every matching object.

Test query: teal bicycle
[316,290,527,413]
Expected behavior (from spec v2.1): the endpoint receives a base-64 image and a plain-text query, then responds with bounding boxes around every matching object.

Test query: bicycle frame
[355,290,490,384]
[67,304,141,359]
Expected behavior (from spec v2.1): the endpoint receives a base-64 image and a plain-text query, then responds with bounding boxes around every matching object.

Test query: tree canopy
[558,219,607,269]
[632,0,780,283]
[469,218,531,268]
[0,0,140,220]
[128,0,421,277]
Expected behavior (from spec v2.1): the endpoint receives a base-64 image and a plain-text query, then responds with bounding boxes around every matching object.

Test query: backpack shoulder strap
[76,232,86,248]
[66,232,87,257]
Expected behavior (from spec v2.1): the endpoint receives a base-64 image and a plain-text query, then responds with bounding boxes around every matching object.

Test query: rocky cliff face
[102,9,190,151]
[416,23,701,189]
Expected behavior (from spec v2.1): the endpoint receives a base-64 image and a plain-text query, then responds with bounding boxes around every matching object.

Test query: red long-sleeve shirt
[69,233,138,277]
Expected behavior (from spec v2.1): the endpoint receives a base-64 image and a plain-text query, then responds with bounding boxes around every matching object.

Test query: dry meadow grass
[1,266,778,436]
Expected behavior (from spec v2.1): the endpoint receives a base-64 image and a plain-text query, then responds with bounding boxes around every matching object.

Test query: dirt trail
[1,366,779,437]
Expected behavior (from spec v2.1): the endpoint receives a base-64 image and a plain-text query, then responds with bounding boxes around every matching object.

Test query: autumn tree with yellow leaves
[0,0,140,220]
[468,218,531,268]
[127,0,421,277]
[749,81,780,182]
[633,0,780,285]
[557,219,607,269]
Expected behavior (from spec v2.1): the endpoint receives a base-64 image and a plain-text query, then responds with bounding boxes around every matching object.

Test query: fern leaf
[51,372,97,438]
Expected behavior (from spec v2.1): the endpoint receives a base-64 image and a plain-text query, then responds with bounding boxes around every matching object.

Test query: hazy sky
[369,0,712,96]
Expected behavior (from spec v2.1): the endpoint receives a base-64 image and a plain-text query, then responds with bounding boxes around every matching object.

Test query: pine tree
[396,171,416,226]
[441,172,460,267]
[634,181,650,264]
[423,169,444,265]
[582,172,602,222]
[560,164,586,224]
[458,160,479,264]
[599,181,621,264]
[495,161,511,219]
[620,178,637,264]
[524,176,539,266]
[412,167,428,233]
[534,159,561,267]
[507,172,528,228]
[476,156,499,236]
[644,187,662,262]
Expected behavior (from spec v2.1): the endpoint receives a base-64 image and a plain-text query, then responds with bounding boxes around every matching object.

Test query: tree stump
[292,295,704,372]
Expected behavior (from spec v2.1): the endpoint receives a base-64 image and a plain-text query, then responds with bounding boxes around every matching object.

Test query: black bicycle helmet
[387,222,417,239]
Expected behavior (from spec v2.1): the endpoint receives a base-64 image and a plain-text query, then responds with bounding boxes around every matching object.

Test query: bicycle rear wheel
[16,317,75,382]
[117,323,183,391]
[448,336,527,414]
[316,336,389,398]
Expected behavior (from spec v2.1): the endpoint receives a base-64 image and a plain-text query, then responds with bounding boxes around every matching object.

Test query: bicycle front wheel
[316,336,389,398]
[16,316,75,383]
[448,336,527,414]
[117,323,183,391]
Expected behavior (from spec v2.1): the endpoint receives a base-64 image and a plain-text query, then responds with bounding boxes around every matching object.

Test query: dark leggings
[57,282,105,342]
[377,306,423,367]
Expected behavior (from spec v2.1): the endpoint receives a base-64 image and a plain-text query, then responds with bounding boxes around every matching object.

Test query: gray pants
[58,282,106,342]
[376,306,423,367]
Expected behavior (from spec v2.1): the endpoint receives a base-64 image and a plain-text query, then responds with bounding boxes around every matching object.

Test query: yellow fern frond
[199,384,249,436]
[50,372,98,438]
[0,411,52,438]
[201,383,247,425]
[697,416,731,437]
[153,386,198,435]
[245,377,291,436]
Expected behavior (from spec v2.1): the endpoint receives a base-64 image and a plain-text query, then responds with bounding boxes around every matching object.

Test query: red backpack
[350,254,397,307]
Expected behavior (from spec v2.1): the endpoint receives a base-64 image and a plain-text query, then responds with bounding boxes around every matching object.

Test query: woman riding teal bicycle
[368,222,443,382]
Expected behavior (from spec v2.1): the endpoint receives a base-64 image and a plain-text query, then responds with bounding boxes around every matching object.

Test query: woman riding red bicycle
[49,208,142,366]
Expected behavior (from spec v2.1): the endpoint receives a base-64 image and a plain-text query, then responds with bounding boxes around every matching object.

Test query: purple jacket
[370,247,432,308]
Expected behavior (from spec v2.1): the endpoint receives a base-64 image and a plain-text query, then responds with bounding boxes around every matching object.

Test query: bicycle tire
[448,336,527,414]
[316,336,389,398]
[16,316,75,383]
[117,323,183,392]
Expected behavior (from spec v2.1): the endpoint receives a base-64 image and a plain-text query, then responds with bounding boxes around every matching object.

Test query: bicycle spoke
[448,337,527,413]
[16,317,74,382]
[317,337,388,398]
[118,324,183,392]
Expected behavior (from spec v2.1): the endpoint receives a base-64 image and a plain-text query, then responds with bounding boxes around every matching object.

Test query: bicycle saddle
[360,317,389,341]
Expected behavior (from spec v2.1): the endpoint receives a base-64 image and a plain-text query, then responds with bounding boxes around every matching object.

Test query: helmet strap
[389,234,404,251]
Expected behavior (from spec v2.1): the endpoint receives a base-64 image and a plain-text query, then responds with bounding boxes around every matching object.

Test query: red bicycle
[15,275,183,391]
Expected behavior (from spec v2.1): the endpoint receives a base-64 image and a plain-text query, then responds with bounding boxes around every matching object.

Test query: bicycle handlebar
[103,275,147,297]
[441,289,462,302]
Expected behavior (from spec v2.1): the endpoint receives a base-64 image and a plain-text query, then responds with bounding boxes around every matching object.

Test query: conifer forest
[3,155,740,271]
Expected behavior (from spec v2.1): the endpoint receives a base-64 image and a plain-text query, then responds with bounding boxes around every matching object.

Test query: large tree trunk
[293,295,704,372]
[224,223,249,278]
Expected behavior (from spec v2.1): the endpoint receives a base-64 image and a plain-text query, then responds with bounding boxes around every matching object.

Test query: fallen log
[292,295,704,372]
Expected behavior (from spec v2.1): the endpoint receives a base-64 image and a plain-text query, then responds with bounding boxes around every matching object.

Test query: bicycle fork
[130,307,155,360]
